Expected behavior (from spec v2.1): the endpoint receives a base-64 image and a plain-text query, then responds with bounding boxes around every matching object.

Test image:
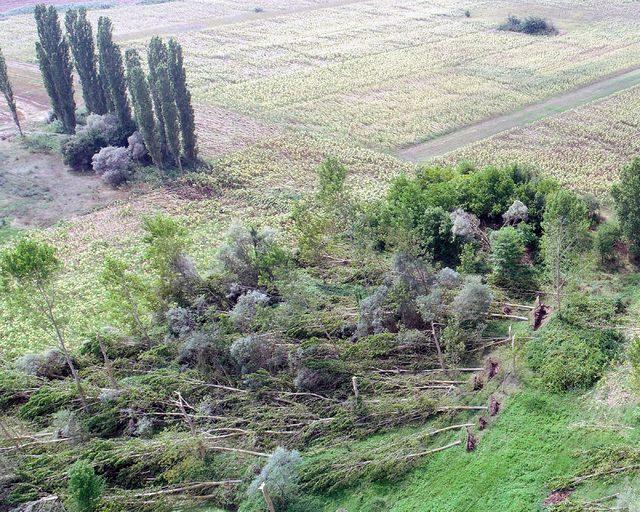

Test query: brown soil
[0,137,127,228]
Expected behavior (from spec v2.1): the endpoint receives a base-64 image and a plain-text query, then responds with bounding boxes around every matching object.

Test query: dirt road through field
[397,66,640,163]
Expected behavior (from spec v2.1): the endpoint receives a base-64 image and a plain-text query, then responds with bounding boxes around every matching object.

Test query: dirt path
[115,0,370,41]
[396,66,640,163]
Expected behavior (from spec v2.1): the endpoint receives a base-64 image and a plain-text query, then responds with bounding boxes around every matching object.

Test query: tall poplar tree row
[147,37,181,171]
[97,16,134,135]
[167,39,197,165]
[125,49,163,169]
[146,37,168,158]
[0,46,22,136]
[34,4,76,134]
[65,8,107,115]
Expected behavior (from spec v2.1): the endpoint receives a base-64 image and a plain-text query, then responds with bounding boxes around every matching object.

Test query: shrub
[67,460,104,512]
[490,226,531,288]
[247,447,302,511]
[230,333,287,375]
[178,329,231,374]
[62,114,121,170]
[92,146,133,187]
[355,284,395,337]
[499,15,557,35]
[229,290,270,333]
[166,306,196,339]
[595,221,622,266]
[526,319,622,392]
[558,293,620,328]
[457,243,490,275]
[218,223,289,289]
[452,279,492,326]
[15,348,69,379]
[127,131,147,162]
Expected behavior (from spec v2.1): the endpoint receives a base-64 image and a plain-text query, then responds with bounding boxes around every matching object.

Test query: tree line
[7,4,197,169]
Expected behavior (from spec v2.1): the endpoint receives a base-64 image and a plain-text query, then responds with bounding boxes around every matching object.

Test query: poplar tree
[65,8,107,115]
[34,4,76,134]
[0,46,22,136]
[97,16,134,134]
[125,49,163,168]
[146,37,167,157]
[155,62,182,171]
[167,39,197,164]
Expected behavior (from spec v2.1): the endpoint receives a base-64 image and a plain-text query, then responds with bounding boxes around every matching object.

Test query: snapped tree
[65,8,108,115]
[34,4,76,134]
[0,45,22,136]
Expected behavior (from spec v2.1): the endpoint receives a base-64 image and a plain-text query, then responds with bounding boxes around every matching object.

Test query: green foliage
[0,368,37,409]
[0,238,60,288]
[125,48,163,168]
[246,447,303,511]
[594,221,622,266]
[489,226,531,288]
[526,318,622,392]
[557,292,620,327]
[19,384,76,420]
[457,243,489,275]
[612,158,640,260]
[97,16,134,134]
[65,8,107,115]
[100,255,152,339]
[167,38,198,164]
[34,4,76,133]
[62,127,109,170]
[541,190,590,307]
[499,15,557,35]
[67,460,104,512]
[381,164,555,264]
[293,158,361,264]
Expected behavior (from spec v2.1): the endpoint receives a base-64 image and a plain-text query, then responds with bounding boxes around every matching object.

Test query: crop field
[2,0,640,354]
[2,0,640,152]
[440,84,640,196]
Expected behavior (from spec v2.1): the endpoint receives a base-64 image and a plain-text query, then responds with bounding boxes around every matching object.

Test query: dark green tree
[612,158,640,261]
[489,226,530,289]
[146,37,168,157]
[96,16,134,134]
[65,8,107,115]
[167,38,197,164]
[34,4,76,133]
[67,460,104,512]
[0,46,22,136]
[154,60,182,170]
[125,49,163,168]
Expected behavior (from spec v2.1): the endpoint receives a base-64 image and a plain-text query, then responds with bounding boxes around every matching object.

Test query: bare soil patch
[0,137,128,229]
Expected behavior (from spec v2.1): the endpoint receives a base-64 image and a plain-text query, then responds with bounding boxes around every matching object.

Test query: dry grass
[439,84,640,196]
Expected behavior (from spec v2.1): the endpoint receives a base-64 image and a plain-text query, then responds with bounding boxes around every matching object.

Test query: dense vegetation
[2,152,640,511]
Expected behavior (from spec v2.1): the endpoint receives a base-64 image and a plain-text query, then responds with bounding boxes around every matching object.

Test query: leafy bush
[230,333,287,375]
[62,114,121,171]
[229,290,270,333]
[451,278,492,326]
[15,349,69,379]
[490,226,531,288]
[166,306,196,339]
[246,447,302,511]
[558,293,620,328]
[178,329,231,374]
[499,15,557,35]
[629,337,640,388]
[595,221,622,266]
[91,146,133,187]
[67,460,104,512]
[526,319,622,392]
[218,223,289,290]
[612,158,640,259]
[127,131,147,162]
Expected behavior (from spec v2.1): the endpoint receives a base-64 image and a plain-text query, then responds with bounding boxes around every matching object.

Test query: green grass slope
[321,387,639,511]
